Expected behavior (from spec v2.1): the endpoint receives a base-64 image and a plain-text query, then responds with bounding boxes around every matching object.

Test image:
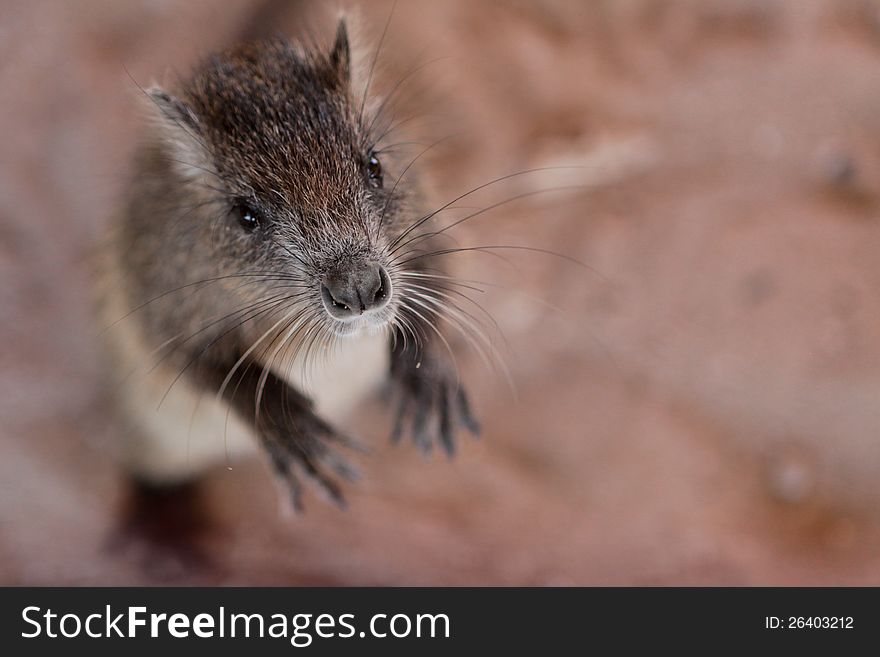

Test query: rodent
[99,19,479,510]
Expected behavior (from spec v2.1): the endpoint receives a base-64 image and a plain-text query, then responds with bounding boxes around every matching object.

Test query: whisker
[157,292,305,408]
[123,289,302,388]
[359,0,398,124]
[374,140,427,154]
[102,270,305,332]
[376,135,454,240]
[390,185,589,256]
[370,113,426,148]
[215,302,309,404]
[399,286,511,390]
[397,299,460,385]
[396,269,487,294]
[389,166,593,251]
[395,244,608,282]
[256,312,319,424]
[145,290,299,373]
[396,279,505,351]
[365,54,451,144]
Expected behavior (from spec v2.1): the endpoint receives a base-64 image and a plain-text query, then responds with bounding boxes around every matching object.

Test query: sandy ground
[3,0,880,585]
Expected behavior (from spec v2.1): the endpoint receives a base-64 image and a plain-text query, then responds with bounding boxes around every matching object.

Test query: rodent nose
[321,263,391,319]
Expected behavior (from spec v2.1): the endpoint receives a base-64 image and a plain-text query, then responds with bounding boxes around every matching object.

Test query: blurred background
[3,0,880,584]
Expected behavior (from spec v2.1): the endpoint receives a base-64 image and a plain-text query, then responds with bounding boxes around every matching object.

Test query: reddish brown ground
[3,0,880,585]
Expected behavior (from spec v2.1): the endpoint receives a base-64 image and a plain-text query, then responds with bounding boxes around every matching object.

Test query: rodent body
[99,21,478,508]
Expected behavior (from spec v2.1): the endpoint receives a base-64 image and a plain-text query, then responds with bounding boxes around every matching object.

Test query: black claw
[295,455,346,509]
[267,450,289,478]
[457,387,481,436]
[264,443,304,512]
[319,474,347,509]
[390,394,409,445]
[438,385,455,457]
[324,429,369,455]
[317,476,347,509]
[412,394,433,455]
[323,450,360,482]
[287,473,304,513]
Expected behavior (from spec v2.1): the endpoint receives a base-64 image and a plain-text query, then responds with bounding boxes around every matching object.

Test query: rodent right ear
[330,19,351,83]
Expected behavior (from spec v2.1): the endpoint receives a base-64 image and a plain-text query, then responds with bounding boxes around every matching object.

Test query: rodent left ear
[147,87,200,133]
[145,86,208,180]
[330,18,350,83]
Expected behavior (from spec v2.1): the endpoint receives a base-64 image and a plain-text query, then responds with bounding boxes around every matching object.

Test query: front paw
[259,410,362,512]
[389,348,480,456]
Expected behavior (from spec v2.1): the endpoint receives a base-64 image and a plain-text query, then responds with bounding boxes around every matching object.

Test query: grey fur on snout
[321,262,391,319]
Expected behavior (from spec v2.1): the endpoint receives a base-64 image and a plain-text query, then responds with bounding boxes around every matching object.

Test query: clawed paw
[260,411,364,512]
[389,347,480,456]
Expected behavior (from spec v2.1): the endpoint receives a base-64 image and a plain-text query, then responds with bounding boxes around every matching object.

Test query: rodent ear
[147,87,200,133]
[330,18,350,83]
[145,86,209,180]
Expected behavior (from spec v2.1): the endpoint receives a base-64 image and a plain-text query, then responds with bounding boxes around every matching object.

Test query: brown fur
[104,21,478,509]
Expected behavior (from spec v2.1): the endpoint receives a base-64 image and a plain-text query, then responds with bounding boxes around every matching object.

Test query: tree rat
[100,20,479,510]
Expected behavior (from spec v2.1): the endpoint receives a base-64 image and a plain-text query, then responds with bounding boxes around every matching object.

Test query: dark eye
[233,202,260,232]
[367,153,383,188]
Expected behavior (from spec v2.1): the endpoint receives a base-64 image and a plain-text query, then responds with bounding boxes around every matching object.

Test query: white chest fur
[112,315,387,483]
[282,331,389,419]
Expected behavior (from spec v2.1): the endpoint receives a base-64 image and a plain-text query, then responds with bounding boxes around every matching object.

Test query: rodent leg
[388,331,480,457]
[196,359,361,511]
